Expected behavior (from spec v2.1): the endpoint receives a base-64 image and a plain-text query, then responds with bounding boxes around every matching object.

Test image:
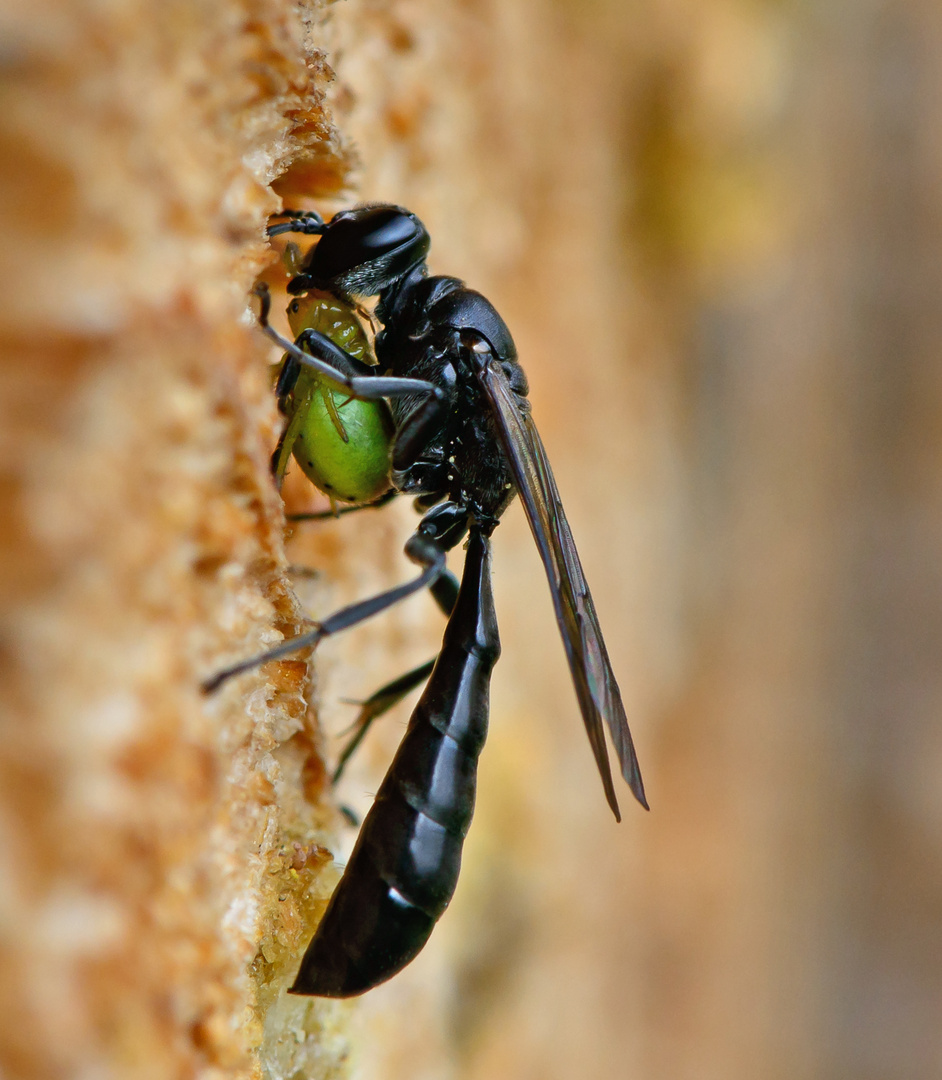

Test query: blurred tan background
[1,0,941,1078]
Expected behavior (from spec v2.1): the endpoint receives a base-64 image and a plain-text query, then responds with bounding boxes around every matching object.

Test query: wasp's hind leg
[201,503,467,694]
[333,661,436,798]
[332,567,460,783]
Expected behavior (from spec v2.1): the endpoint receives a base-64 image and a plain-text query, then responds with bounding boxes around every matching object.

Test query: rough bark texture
[2,1,941,1079]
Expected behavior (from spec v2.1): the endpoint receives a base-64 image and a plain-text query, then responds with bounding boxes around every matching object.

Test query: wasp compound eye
[300,205,431,297]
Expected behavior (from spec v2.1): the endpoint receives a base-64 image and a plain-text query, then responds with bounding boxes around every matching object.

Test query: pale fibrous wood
[0,2,360,1077]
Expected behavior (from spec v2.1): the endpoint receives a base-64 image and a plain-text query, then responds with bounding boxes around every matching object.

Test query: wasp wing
[477,357,648,819]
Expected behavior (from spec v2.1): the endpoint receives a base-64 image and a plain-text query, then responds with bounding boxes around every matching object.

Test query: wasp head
[289,205,431,302]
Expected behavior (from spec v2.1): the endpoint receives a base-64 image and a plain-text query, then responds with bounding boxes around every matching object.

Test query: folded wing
[477,357,648,819]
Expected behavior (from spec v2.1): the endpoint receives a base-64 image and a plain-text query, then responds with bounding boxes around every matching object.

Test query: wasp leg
[201,503,466,694]
[332,567,460,783]
[289,328,443,405]
[390,361,457,471]
[255,284,444,408]
[258,284,453,489]
[332,660,436,785]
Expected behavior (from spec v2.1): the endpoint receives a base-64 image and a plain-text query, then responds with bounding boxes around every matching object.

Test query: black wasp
[204,204,648,997]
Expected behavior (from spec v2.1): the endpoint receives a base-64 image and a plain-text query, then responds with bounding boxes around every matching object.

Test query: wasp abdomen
[289,530,499,997]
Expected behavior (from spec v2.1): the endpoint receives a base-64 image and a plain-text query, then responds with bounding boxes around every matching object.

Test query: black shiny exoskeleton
[204,204,648,997]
